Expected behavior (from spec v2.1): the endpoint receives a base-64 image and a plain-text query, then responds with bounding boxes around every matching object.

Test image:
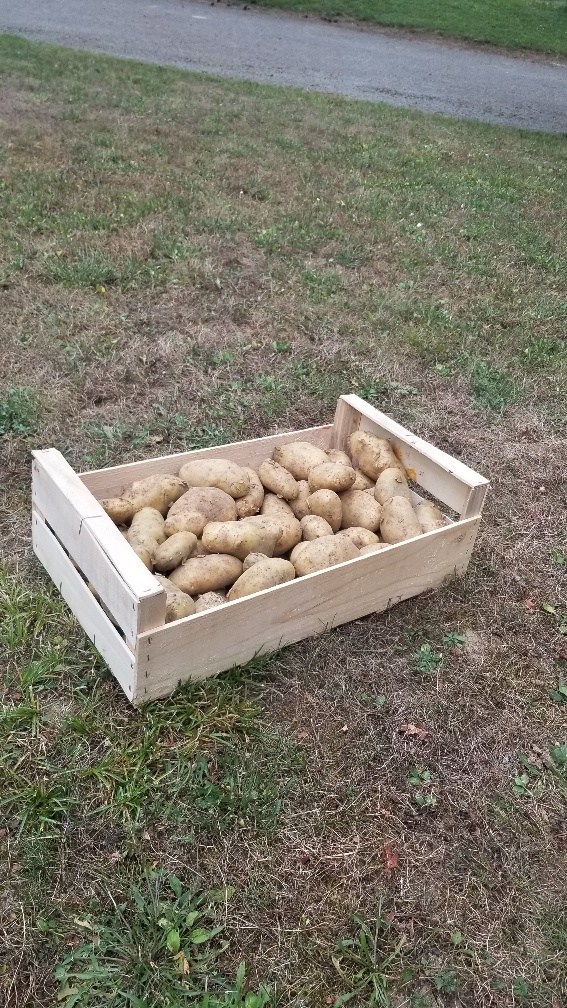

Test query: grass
[1,33,567,1008]
[247,0,567,57]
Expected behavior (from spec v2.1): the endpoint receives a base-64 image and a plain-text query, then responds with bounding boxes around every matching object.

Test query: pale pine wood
[79,426,332,499]
[328,397,361,452]
[32,450,166,644]
[32,512,138,702]
[136,516,481,703]
[336,395,488,517]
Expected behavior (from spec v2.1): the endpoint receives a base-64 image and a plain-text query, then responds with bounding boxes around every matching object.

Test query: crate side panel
[32,512,137,703]
[80,426,332,499]
[32,451,165,643]
[337,395,488,517]
[138,516,480,702]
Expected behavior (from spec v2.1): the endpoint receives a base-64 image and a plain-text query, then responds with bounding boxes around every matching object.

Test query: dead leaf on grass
[399,723,429,740]
[382,841,399,875]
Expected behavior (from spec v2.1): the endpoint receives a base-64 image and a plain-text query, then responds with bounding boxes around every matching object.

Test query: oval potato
[380,496,422,544]
[122,474,186,516]
[242,552,270,571]
[290,540,310,565]
[308,462,356,494]
[169,554,243,595]
[339,490,382,532]
[272,441,328,480]
[289,480,311,520]
[293,534,359,576]
[165,486,237,536]
[415,500,446,533]
[351,470,375,492]
[307,489,342,533]
[100,498,136,525]
[260,495,302,554]
[300,515,334,540]
[374,467,412,506]
[236,467,265,519]
[202,519,281,561]
[340,526,380,549]
[178,458,250,499]
[326,448,352,467]
[258,459,299,500]
[348,431,402,480]
[153,531,197,573]
[127,507,167,568]
[155,573,196,622]
[195,590,227,613]
[227,559,295,601]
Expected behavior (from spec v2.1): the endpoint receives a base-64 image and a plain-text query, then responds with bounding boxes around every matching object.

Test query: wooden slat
[328,397,361,451]
[79,426,332,499]
[32,512,138,702]
[335,396,489,517]
[136,516,481,703]
[32,450,166,645]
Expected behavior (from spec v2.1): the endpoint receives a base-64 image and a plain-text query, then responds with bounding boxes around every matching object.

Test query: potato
[124,474,186,516]
[227,559,295,601]
[300,515,334,540]
[348,431,402,480]
[307,489,342,533]
[340,526,380,549]
[235,467,264,519]
[380,496,422,544]
[339,489,382,532]
[258,459,299,500]
[126,507,166,568]
[374,466,412,506]
[155,573,196,622]
[169,554,243,595]
[165,486,237,536]
[308,462,356,494]
[359,543,389,556]
[293,534,359,576]
[242,552,270,571]
[415,501,446,533]
[101,474,185,522]
[326,448,352,467]
[195,590,227,613]
[289,480,311,520]
[260,495,302,554]
[272,441,328,480]
[351,470,375,492]
[153,531,197,573]
[290,540,310,565]
[202,519,281,561]
[178,458,250,499]
[100,498,136,525]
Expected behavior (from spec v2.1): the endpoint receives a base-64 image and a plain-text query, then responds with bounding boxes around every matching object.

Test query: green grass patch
[249,0,567,57]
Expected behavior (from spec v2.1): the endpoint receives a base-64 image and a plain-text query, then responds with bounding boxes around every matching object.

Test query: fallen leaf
[523,598,536,611]
[382,841,399,875]
[399,723,429,740]
[296,730,309,740]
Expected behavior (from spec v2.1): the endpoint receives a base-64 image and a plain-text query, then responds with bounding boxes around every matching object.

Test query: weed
[54,870,275,1007]
[410,644,443,675]
[408,767,438,809]
[0,386,41,436]
[332,910,409,1006]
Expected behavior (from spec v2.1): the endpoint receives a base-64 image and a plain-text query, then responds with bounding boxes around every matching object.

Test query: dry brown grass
[1,34,566,1008]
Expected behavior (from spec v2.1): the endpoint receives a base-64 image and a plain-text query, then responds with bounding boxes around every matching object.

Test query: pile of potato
[100,431,446,622]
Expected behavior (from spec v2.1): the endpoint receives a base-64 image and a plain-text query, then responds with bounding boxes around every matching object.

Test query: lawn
[1,33,567,1008]
[251,0,567,57]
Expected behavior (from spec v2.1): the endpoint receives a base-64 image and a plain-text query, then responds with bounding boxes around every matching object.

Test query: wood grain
[32,512,138,701]
[136,516,481,702]
[338,395,489,517]
[32,449,166,643]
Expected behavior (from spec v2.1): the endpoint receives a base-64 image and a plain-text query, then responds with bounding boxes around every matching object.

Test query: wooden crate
[31,395,488,705]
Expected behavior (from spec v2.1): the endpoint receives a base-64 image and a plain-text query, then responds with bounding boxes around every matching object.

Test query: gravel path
[2,0,567,131]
